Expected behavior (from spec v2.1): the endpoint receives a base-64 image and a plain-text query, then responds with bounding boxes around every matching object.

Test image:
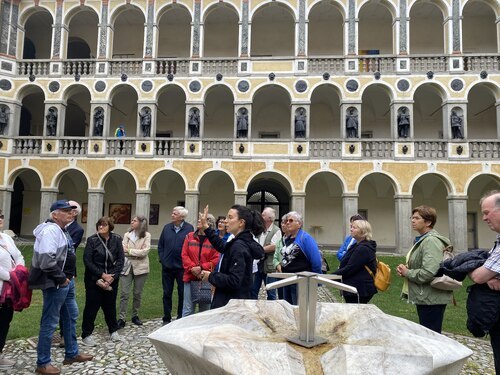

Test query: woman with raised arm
[199,205,265,308]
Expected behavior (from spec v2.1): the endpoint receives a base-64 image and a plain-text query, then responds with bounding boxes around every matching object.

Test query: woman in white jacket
[0,212,25,368]
[117,215,151,328]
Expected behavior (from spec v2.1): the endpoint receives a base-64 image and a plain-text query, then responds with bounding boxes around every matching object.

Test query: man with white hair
[469,190,500,374]
[30,200,92,375]
[158,206,194,325]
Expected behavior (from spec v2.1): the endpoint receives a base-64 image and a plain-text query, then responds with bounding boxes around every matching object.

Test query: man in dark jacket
[158,206,193,324]
[469,191,500,374]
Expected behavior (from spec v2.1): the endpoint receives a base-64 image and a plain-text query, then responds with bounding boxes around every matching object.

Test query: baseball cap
[50,200,77,212]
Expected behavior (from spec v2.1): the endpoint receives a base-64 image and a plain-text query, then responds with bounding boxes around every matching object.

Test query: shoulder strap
[263,225,279,246]
[97,235,115,270]
[0,242,15,267]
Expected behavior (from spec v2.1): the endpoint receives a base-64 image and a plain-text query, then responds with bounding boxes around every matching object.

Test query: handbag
[430,275,462,291]
[190,239,213,305]
[365,259,391,292]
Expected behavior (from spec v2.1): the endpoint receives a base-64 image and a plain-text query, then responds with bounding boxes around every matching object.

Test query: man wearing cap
[29,200,92,375]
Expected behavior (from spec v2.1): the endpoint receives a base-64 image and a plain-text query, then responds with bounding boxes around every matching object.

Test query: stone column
[239,0,249,57]
[291,104,310,139]
[97,1,110,58]
[1,102,20,137]
[394,195,413,254]
[137,102,156,138]
[0,188,12,229]
[234,103,251,138]
[191,0,201,58]
[392,102,414,139]
[185,103,204,138]
[448,195,468,253]
[297,0,306,56]
[234,191,247,206]
[87,189,104,234]
[347,0,357,55]
[43,102,66,137]
[40,189,59,223]
[291,193,306,220]
[135,190,151,218]
[340,102,362,138]
[184,191,199,226]
[496,101,500,138]
[451,0,461,53]
[90,102,112,137]
[144,1,154,58]
[443,102,467,140]
[50,0,63,59]
[398,0,408,54]
[0,1,11,55]
[342,193,358,238]
[8,1,18,57]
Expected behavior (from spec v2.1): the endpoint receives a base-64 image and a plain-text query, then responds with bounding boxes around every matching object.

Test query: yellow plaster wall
[274,162,321,191]
[221,161,267,189]
[29,159,70,187]
[383,163,428,193]
[123,160,165,188]
[0,159,5,184]
[76,160,116,187]
[330,162,373,191]
[437,163,483,194]
[173,160,213,190]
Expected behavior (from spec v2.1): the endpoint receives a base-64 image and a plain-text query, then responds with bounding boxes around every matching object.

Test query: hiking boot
[116,319,126,329]
[131,316,143,326]
[110,331,121,342]
[62,353,93,365]
[81,335,97,347]
[0,354,15,368]
[59,336,65,348]
[35,363,60,375]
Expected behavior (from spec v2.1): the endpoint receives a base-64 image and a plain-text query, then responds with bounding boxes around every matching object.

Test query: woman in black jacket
[333,220,377,304]
[81,217,124,346]
[200,205,265,309]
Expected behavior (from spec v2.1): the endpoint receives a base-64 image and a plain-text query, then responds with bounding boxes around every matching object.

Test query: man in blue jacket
[158,206,193,324]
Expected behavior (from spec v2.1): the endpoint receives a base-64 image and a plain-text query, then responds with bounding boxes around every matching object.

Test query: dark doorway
[23,38,36,59]
[247,179,290,224]
[67,37,91,59]
[9,177,24,235]
[19,107,32,136]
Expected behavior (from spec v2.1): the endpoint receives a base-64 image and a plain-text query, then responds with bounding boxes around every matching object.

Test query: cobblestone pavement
[0,286,494,374]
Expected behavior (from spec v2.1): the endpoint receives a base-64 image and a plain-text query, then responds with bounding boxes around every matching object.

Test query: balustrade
[358,56,396,73]
[414,140,447,159]
[202,139,233,157]
[470,141,500,159]
[63,60,95,76]
[17,60,50,76]
[154,139,184,157]
[12,138,42,154]
[202,59,238,75]
[308,58,344,74]
[59,138,88,155]
[309,140,342,158]
[109,59,143,76]
[361,140,393,158]
[155,59,190,76]
[463,55,499,72]
[409,56,447,73]
[107,139,135,155]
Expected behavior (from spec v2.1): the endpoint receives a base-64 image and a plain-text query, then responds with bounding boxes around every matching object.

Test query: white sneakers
[0,354,15,368]
[110,331,121,342]
[81,335,97,347]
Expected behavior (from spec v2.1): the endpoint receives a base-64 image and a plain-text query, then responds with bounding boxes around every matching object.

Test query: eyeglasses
[286,219,296,223]
[98,223,109,227]
[0,215,4,219]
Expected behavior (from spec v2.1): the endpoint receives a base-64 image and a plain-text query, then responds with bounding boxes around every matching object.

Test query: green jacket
[405,229,453,305]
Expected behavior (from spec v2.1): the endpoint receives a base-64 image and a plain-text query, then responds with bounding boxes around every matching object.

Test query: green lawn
[8,247,474,339]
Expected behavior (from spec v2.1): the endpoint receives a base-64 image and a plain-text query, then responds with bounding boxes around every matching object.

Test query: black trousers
[0,304,14,352]
[161,267,184,322]
[490,316,500,375]
[81,280,119,338]
[416,304,446,334]
[343,294,373,304]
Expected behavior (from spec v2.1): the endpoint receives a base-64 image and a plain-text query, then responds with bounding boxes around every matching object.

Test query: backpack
[365,259,391,292]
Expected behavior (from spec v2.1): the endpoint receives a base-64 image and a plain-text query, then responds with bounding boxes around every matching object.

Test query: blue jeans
[37,279,79,366]
[251,272,277,300]
[181,282,210,317]
[283,284,297,305]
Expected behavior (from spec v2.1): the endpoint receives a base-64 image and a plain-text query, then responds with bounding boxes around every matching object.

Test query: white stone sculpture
[149,299,472,375]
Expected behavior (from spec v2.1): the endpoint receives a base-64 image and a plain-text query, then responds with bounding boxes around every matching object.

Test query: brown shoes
[35,364,61,375]
[62,353,93,365]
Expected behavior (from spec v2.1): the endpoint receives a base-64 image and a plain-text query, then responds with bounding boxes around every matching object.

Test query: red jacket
[181,231,220,283]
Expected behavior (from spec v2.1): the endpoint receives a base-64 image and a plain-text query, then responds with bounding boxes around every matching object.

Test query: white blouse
[0,233,25,294]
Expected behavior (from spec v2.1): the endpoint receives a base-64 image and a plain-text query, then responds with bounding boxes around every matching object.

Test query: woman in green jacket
[396,206,453,333]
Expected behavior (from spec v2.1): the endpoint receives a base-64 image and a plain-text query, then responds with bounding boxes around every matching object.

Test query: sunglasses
[286,219,296,223]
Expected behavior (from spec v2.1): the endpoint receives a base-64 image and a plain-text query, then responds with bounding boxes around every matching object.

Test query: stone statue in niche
[236,107,248,138]
[188,107,200,138]
[450,109,464,139]
[140,107,152,137]
[294,107,306,138]
[0,106,9,135]
[345,107,359,138]
[397,107,410,138]
[46,107,58,136]
[93,107,104,136]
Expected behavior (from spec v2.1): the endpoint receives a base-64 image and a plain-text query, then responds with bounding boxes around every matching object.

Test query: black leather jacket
[83,233,124,285]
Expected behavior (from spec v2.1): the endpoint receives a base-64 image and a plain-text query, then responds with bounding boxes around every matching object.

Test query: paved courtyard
[0,286,495,374]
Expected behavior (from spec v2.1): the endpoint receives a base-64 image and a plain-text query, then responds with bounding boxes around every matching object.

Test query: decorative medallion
[167,74,174,82]
[74,74,80,82]
[29,74,36,82]
[374,71,381,80]
[450,79,463,92]
[95,81,106,92]
[189,80,201,92]
[268,72,275,81]
[49,81,60,93]
[121,73,128,82]
[427,71,434,79]
[295,80,307,93]
[141,80,153,92]
[397,79,410,92]
[323,72,330,81]
[238,80,249,93]
[480,71,488,79]
[216,73,223,81]
[0,80,12,91]
[346,79,359,92]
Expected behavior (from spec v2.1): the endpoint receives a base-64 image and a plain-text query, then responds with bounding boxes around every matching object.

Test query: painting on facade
[109,203,132,225]
[149,204,160,225]
[81,203,88,224]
